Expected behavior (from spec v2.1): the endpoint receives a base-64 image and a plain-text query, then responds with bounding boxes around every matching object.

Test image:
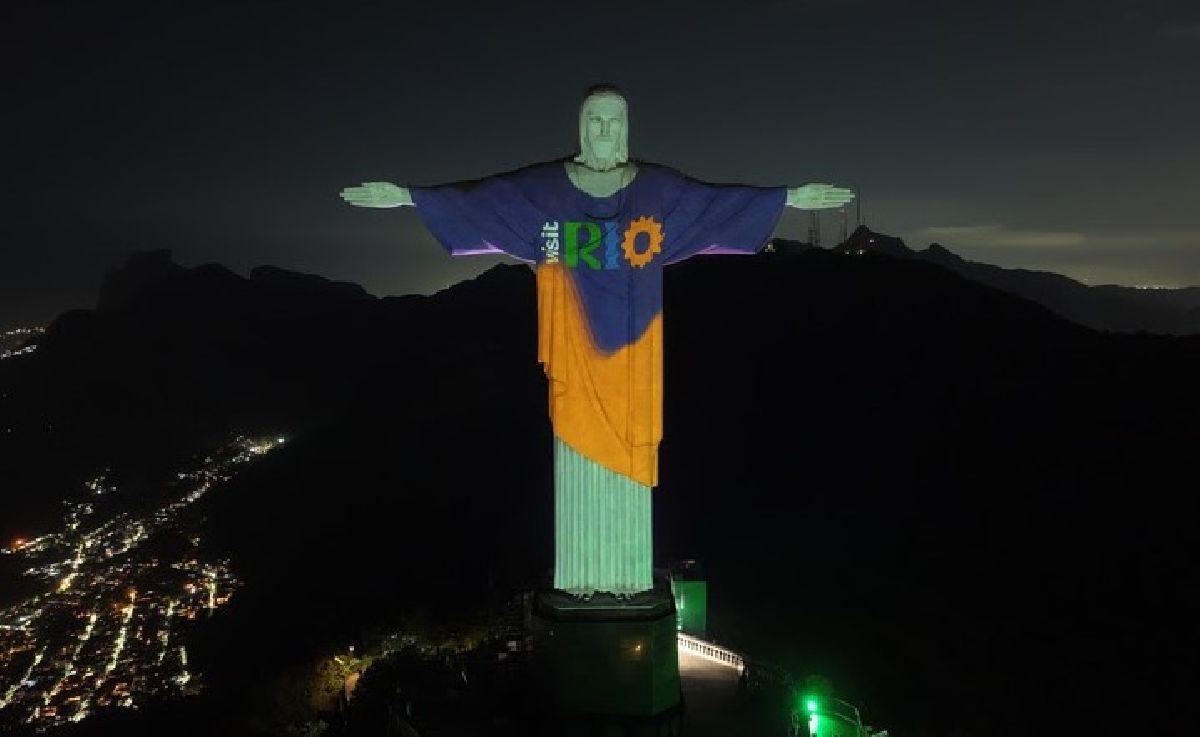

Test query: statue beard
[577,139,624,172]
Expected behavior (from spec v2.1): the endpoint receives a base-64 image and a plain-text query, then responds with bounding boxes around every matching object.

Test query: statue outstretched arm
[342,173,545,261]
[339,181,414,208]
[786,183,855,210]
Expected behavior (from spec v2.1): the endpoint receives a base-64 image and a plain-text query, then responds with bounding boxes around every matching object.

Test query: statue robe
[411,160,786,489]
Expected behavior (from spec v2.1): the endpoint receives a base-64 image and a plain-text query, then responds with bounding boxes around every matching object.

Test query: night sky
[4,0,1198,330]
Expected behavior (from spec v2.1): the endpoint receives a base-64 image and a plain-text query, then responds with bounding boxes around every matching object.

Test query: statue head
[573,84,629,172]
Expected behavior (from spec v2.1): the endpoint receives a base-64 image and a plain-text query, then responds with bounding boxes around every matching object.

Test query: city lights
[0,435,285,729]
[0,326,43,361]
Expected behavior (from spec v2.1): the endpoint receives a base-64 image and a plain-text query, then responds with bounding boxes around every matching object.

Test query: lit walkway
[678,637,790,737]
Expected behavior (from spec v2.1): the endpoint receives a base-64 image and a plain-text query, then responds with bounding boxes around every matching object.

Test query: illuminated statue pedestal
[531,577,682,736]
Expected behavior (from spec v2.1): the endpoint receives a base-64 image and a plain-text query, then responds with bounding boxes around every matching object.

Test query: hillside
[1,248,1197,736]
[809,225,1200,334]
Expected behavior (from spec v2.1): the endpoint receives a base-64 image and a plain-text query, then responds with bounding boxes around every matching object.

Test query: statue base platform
[531,579,682,736]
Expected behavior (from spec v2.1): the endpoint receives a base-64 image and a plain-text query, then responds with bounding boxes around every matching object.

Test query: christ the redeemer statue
[341,84,853,596]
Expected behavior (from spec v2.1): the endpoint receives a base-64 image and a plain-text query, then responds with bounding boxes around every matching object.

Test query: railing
[676,633,886,736]
[677,633,745,673]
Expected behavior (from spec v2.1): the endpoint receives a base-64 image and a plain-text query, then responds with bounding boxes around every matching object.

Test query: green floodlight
[804,695,820,734]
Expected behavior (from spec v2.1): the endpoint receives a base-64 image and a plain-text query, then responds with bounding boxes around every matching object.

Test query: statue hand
[786,183,855,210]
[339,181,412,208]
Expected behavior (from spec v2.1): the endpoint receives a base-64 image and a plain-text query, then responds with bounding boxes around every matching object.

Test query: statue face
[576,92,628,171]
[584,96,625,160]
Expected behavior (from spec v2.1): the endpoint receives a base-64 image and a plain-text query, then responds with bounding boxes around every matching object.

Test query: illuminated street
[0,435,284,730]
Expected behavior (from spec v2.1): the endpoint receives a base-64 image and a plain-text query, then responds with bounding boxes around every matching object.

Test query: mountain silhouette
[1,247,1197,736]
[788,225,1200,334]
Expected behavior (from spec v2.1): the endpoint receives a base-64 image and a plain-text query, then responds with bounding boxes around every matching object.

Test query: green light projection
[793,675,869,737]
[806,696,821,736]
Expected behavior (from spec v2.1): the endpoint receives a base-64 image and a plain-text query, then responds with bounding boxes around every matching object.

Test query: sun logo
[621,216,664,268]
